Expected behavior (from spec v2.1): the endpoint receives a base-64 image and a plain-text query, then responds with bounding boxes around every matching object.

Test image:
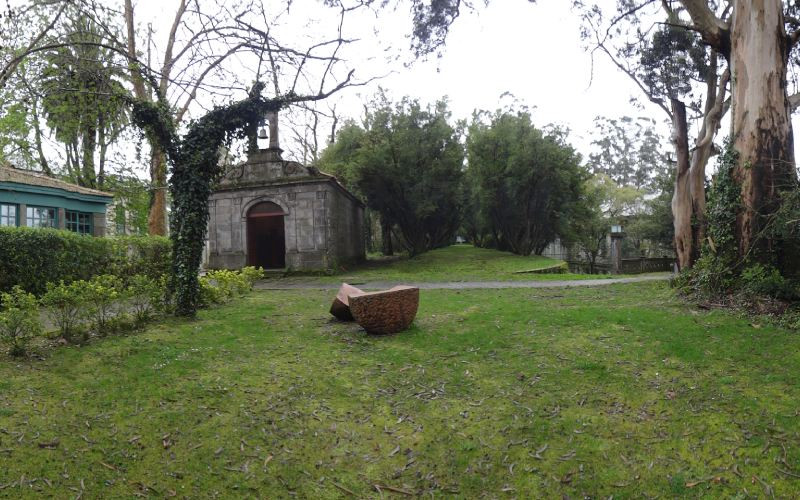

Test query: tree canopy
[320,96,464,256]
[465,110,585,256]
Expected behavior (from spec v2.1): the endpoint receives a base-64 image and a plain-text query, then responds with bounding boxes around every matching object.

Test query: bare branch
[0,1,69,89]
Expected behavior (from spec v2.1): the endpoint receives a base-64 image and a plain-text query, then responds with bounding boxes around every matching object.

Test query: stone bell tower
[256,110,282,160]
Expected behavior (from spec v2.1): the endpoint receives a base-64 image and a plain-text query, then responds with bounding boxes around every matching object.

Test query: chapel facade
[206,112,365,271]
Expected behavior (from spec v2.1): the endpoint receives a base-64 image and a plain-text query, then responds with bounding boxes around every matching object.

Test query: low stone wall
[568,257,674,275]
[619,257,675,274]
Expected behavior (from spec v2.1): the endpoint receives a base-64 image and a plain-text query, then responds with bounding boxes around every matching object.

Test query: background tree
[624,168,677,256]
[320,96,464,256]
[588,115,668,192]
[104,174,152,235]
[40,14,129,189]
[0,1,69,90]
[0,89,33,167]
[566,174,644,272]
[0,1,73,169]
[466,110,585,255]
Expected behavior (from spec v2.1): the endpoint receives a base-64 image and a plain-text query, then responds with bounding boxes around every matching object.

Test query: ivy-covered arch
[130,82,282,316]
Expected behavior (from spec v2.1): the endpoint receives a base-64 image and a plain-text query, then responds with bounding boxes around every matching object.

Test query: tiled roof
[0,164,113,198]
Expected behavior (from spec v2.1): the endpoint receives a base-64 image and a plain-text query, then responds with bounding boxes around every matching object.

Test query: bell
[257,127,268,139]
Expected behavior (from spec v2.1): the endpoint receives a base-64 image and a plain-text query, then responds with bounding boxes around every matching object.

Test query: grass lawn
[276,244,625,283]
[2,282,799,497]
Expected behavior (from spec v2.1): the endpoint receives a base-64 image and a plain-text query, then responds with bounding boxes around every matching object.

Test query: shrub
[84,275,122,335]
[154,275,173,314]
[740,264,797,300]
[240,266,265,288]
[128,274,162,324]
[198,277,224,307]
[0,227,171,297]
[41,281,89,343]
[109,236,172,284]
[0,286,43,356]
[198,268,261,308]
[205,269,249,301]
[105,312,136,334]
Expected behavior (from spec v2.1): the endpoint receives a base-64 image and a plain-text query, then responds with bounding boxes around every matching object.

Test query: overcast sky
[334,0,670,157]
[128,0,668,162]
[127,0,800,173]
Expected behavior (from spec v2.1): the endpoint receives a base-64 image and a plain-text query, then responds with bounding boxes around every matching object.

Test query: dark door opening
[246,202,286,269]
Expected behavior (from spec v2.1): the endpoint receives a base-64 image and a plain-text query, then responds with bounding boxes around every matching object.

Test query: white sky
[128,0,671,164]
[336,0,669,156]
[70,0,800,175]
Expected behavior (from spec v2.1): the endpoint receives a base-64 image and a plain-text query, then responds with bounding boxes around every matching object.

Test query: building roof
[316,170,366,208]
[0,164,113,199]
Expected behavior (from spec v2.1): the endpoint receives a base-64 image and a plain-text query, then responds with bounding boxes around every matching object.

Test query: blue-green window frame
[26,206,57,228]
[0,203,18,227]
[65,210,92,235]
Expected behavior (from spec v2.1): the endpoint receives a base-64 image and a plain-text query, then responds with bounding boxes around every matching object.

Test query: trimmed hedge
[0,227,171,296]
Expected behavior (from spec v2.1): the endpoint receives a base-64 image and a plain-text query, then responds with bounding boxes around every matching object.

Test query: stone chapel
[206,111,365,270]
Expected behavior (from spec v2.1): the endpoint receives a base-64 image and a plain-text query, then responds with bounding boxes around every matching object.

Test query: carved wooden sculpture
[348,286,419,334]
[330,284,420,334]
[329,283,364,321]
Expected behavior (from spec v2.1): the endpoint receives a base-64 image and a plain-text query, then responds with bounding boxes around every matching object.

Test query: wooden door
[246,202,286,268]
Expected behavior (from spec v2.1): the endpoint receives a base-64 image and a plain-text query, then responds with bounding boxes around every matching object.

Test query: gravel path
[255,274,671,291]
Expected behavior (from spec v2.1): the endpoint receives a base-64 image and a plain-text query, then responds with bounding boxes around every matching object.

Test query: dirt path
[255,274,671,291]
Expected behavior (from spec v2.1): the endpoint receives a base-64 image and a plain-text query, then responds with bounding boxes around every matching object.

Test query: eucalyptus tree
[583,0,800,275]
[582,6,728,270]
[588,115,668,192]
[123,0,250,234]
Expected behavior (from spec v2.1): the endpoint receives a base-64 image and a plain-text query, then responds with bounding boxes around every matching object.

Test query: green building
[0,165,113,236]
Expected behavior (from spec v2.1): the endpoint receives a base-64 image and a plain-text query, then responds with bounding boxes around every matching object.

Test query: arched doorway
[246,201,286,269]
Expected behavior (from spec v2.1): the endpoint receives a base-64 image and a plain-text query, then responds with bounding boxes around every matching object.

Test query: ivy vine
[678,140,741,296]
[130,82,281,316]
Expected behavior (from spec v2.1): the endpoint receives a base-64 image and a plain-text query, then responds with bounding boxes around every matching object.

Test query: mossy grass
[280,244,640,283]
[1,282,798,497]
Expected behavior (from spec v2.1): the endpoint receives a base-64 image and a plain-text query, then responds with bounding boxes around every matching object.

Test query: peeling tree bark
[689,55,730,263]
[729,0,796,263]
[671,98,693,270]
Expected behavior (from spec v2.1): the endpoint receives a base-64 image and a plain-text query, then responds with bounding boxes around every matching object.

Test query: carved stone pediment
[219,149,315,188]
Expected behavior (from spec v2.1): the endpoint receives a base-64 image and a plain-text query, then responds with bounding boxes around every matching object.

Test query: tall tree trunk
[148,147,168,235]
[82,125,97,188]
[380,216,393,256]
[730,0,797,265]
[97,116,107,190]
[671,98,693,271]
[688,52,729,264]
[31,98,51,176]
[126,0,169,236]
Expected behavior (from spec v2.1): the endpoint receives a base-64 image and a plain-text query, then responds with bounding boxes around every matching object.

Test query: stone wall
[207,178,364,270]
[329,186,366,267]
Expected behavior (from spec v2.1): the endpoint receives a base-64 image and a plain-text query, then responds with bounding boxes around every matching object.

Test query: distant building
[206,111,365,270]
[0,164,113,236]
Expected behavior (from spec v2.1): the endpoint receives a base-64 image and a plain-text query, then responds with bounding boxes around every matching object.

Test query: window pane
[27,206,56,228]
[65,210,91,234]
[0,204,16,227]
